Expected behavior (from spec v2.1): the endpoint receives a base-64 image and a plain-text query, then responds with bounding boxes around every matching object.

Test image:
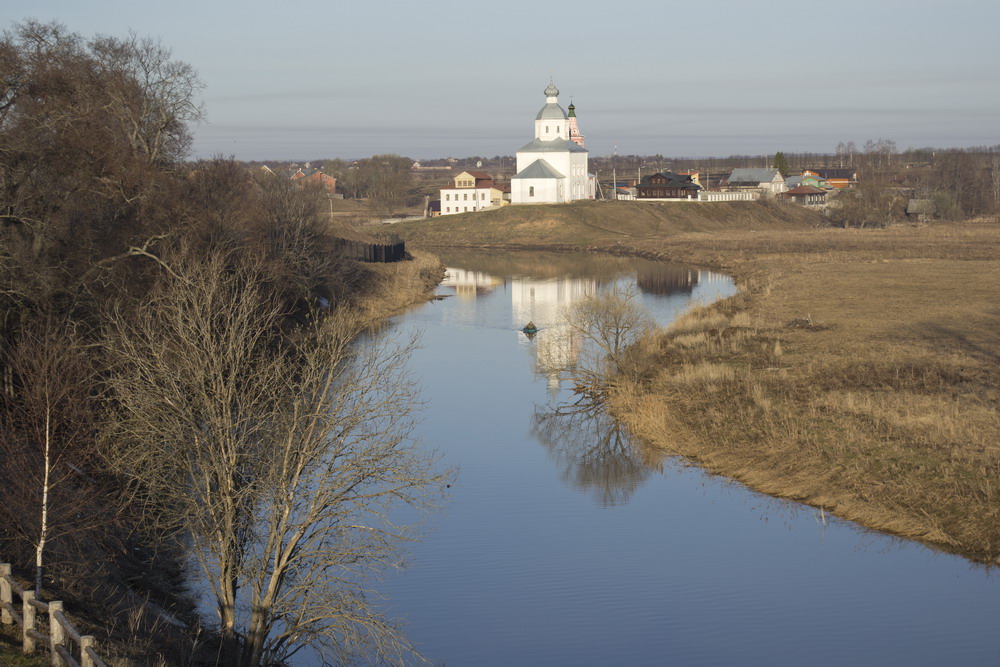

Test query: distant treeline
[245,141,1000,220]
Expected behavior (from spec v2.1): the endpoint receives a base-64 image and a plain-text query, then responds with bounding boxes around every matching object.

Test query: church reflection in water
[439,257,728,506]
[439,267,504,298]
[440,261,724,393]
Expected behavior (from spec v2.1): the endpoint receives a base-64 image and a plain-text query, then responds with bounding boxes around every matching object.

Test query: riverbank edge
[0,250,447,665]
[354,249,447,320]
[411,225,1000,564]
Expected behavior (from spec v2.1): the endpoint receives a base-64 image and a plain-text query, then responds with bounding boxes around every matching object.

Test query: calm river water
[373,249,1000,666]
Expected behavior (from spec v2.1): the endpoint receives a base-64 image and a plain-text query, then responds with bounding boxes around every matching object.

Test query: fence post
[0,564,11,624]
[81,636,96,667]
[49,600,64,666]
[23,590,36,654]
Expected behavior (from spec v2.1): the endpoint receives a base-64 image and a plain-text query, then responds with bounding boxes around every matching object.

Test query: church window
[557,126,560,133]
[545,126,549,133]
[529,186,535,197]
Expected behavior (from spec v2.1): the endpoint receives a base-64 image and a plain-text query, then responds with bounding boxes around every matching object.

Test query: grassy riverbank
[395,202,1000,562]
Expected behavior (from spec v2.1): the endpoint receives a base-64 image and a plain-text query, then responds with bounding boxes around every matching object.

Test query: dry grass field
[397,204,1000,562]
[395,199,821,247]
[616,222,1000,562]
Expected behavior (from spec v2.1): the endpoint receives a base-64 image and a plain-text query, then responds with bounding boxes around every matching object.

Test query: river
[373,249,1000,666]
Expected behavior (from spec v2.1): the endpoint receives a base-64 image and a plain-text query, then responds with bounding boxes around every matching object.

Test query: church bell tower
[567,102,585,148]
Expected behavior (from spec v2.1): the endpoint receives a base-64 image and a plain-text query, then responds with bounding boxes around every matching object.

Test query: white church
[510,82,596,205]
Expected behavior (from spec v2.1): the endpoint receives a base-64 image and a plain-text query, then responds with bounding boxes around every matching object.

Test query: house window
[463,193,468,200]
[529,186,535,197]
[446,207,450,212]
[464,206,468,212]
[445,194,450,201]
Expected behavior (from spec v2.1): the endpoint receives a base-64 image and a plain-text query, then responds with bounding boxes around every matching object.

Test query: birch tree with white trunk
[0,315,100,597]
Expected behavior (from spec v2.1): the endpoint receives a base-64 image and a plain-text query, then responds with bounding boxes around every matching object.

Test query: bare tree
[89,31,204,166]
[0,314,107,596]
[100,246,448,665]
[0,21,202,313]
[533,406,653,507]
[559,284,656,407]
[529,285,659,506]
[358,154,412,218]
[829,182,904,228]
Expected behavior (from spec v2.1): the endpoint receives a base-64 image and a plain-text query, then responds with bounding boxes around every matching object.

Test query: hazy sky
[3,1,998,161]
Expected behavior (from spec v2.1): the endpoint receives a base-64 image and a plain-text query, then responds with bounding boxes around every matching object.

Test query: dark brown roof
[783,185,826,195]
[806,168,854,180]
[636,172,700,190]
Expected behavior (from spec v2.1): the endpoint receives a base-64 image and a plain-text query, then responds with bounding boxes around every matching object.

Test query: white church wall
[511,178,561,204]
[536,121,568,141]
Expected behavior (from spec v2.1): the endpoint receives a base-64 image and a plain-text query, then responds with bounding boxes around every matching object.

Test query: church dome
[537,79,565,120]
[536,103,567,121]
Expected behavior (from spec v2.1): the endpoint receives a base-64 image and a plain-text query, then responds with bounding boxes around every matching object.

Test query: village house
[803,168,857,189]
[439,170,507,215]
[635,171,702,199]
[781,185,828,206]
[725,168,787,197]
[290,168,337,193]
[906,198,936,222]
[677,171,702,187]
[787,172,826,190]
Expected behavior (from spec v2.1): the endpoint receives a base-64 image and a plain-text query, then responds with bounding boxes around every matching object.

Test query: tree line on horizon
[255,139,1000,222]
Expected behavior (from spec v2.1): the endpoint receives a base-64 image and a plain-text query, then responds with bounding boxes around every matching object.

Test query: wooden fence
[1,564,107,667]
[334,234,407,263]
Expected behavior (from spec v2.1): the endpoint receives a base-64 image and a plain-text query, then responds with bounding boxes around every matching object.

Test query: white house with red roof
[510,82,595,205]
[440,170,506,215]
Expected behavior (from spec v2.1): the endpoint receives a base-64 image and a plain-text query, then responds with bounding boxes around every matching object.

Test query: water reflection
[433,250,733,507]
[439,267,503,297]
[436,249,731,397]
[533,404,660,507]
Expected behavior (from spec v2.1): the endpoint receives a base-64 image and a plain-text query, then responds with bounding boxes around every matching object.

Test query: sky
[2,0,998,161]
